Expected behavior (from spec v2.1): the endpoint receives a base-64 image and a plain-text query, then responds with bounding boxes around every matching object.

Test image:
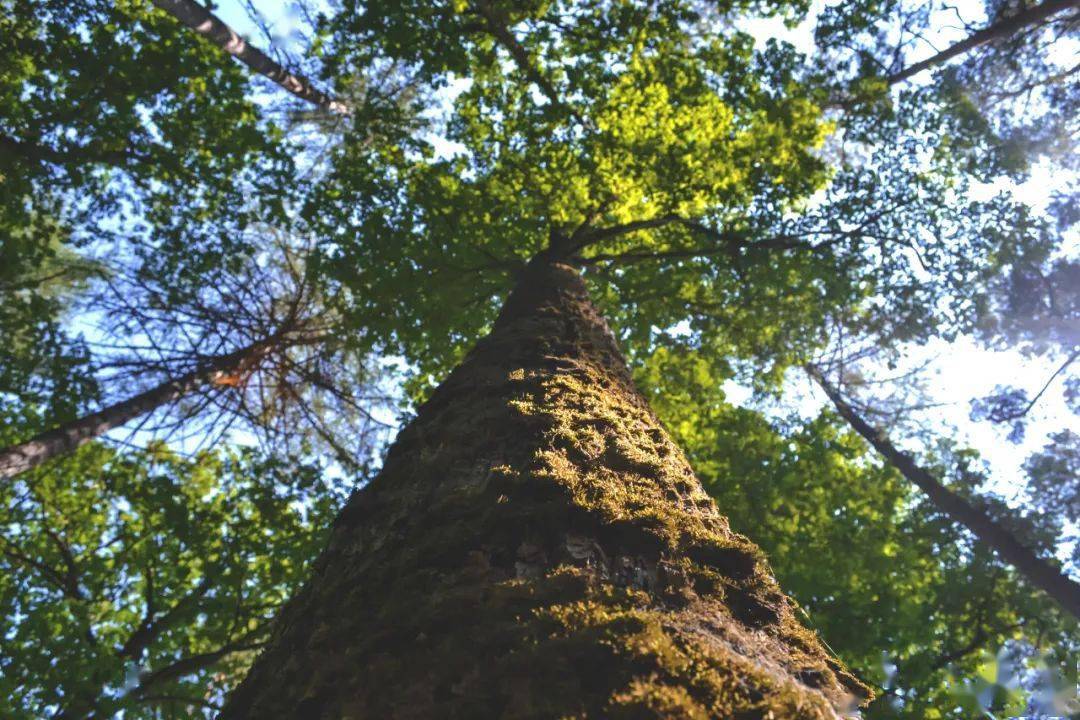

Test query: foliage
[1024,430,1080,568]
[0,231,99,437]
[0,0,292,272]
[310,0,1050,403]
[815,0,1079,174]
[0,440,344,719]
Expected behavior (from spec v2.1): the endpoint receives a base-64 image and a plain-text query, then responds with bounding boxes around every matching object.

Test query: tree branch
[150,0,348,114]
[570,214,811,265]
[0,132,150,168]
[989,347,1079,422]
[120,576,213,660]
[132,635,265,697]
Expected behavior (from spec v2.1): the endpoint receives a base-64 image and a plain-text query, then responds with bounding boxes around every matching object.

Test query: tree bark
[809,367,1080,620]
[887,0,1080,84]
[224,254,870,718]
[149,0,348,115]
[0,341,270,480]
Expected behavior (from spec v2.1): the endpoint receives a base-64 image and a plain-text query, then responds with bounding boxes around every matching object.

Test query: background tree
[817,0,1079,170]
[808,363,1080,617]
[0,230,396,478]
[1,0,298,478]
[149,0,348,114]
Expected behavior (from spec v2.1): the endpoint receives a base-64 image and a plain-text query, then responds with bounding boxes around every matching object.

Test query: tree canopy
[1,0,1076,717]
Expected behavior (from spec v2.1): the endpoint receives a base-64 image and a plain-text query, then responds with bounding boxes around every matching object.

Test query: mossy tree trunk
[223,252,870,719]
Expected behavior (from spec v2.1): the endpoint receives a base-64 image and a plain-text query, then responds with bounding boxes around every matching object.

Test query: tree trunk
[149,0,348,115]
[224,254,869,719]
[0,341,269,479]
[887,0,1080,84]
[809,367,1080,620]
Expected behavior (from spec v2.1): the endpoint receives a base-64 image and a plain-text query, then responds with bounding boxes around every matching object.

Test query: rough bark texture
[810,367,1080,620]
[224,257,869,719]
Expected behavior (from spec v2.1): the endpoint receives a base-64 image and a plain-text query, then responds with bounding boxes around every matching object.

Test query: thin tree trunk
[0,341,269,479]
[224,251,870,718]
[149,0,348,115]
[809,367,1080,620]
[887,0,1080,84]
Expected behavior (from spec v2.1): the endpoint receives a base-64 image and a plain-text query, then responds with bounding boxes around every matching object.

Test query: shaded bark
[224,253,869,718]
[149,0,348,114]
[809,367,1080,620]
[887,0,1080,84]
[0,340,270,479]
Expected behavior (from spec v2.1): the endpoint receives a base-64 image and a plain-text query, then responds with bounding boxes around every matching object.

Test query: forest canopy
[0,0,1077,717]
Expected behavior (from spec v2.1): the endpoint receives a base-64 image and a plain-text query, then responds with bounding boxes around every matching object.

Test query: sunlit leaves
[311,3,837,395]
